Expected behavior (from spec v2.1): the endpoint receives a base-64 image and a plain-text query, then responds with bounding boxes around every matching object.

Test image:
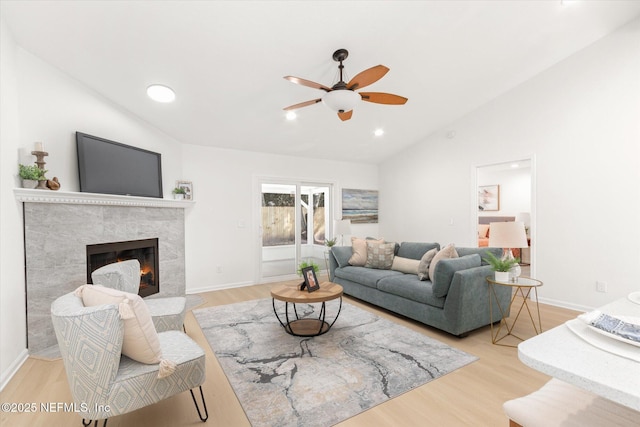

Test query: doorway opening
[259,181,333,281]
[475,158,535,277]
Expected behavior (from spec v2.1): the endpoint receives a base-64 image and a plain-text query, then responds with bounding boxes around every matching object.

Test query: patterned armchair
[91,259,187,332]
[51,291,208,426]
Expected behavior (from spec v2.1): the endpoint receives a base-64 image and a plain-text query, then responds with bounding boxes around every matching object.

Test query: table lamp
[334,219,352,246]
[489,221,528,281]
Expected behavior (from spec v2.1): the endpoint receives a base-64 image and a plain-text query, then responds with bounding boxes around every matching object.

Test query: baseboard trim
[0,349,29,392]
[187,280,254,294]
[536,296,591,313]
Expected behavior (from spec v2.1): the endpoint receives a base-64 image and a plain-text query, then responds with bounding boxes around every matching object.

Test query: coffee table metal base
[272,298,342,337]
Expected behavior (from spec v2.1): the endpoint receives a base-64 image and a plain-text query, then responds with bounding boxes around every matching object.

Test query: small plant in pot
[19,164,47,189]
[483,251,520,282]
[297,260,320,277]
[172,187,186,200]
[324,238,337,248]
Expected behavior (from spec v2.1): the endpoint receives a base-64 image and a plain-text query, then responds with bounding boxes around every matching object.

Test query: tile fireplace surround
[15,189,192,353]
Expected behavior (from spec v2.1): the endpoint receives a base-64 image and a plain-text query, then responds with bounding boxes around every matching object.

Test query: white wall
[478,166,531,217]
[181,144,378,292]
[15,49,184,196]
[379,18,640,311]
[0,17,28,388]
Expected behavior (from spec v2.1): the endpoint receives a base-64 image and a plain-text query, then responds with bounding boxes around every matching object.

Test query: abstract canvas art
[342,188,378,223]
[478,185,500,211]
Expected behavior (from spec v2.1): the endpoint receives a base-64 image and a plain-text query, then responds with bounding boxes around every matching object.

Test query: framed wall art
[478,185,500,211]
[342,188,378,224]
[176,180,193,200]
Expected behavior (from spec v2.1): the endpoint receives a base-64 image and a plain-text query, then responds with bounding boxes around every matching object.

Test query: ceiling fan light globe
[322,90,360,112]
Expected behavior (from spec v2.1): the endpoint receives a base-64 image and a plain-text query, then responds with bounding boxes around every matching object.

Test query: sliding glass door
[260,181,332,281]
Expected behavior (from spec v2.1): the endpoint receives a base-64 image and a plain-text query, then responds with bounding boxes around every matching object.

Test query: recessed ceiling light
[374,129,384,137]
[511,163,520,168]
[146,84,175,103]
[286,111,297,120]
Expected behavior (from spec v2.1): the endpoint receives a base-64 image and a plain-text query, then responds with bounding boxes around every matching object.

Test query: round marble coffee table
[270,281,343,337]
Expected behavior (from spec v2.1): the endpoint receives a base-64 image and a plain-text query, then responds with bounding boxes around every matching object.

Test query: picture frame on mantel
[478,185,499,211]
[176,180,193,200]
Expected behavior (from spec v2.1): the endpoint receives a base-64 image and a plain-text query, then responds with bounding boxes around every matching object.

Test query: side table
[271,281,343,337]
[486,276,543,347]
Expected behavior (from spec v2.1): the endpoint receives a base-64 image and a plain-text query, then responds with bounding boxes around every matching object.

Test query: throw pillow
[391,256,420,275]
[77,284,162,365]
[428,243,459,281]
[365,241,396,269]
[349,237,383,266]
[417,248,438,281]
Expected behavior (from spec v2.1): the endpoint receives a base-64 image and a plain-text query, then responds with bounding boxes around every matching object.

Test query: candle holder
[31,150,49,190]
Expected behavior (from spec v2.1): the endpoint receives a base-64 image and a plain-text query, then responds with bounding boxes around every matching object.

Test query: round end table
[271,281,343,337]
[486,276,543,347]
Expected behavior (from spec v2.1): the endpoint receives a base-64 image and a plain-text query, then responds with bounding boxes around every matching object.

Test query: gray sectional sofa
[328,242,511,337]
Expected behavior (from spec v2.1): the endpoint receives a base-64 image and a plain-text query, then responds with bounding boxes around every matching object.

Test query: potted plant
[483,251,520,282]
[172,187,186,200]
[19,164,47,189]
[297,260,320,277]
[324,238,337,248]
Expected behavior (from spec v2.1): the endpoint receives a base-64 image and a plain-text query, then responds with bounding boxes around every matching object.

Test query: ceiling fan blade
[283,99,322,111]
[338,110,353,121]
[283,76,332,92]
[347,65,389,90]
[359,92,408,105]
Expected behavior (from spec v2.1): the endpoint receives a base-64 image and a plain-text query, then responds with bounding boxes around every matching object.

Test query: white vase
[173,194,184,200]
[22,179,38,189]
[509,264,522,282]
[494,271,510,282]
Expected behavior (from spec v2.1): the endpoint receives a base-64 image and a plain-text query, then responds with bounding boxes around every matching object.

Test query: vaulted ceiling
[3,1,640,164]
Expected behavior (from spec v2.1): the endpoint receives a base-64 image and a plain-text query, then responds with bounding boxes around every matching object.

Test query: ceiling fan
[283,49,408,121]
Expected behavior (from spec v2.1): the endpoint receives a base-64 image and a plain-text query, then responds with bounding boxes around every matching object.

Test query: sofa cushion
[77,284,162,364]
[457,247,501,265]
[396,242,440,260]
[349,237,383,266]
[335,266,402,288]
[377,275,446,308]
[365,241,396,269]
[417,248,437,281]
[432,254,482,298]
[428,243,459,280]
[391,256,420,274]
[332,246,353,268]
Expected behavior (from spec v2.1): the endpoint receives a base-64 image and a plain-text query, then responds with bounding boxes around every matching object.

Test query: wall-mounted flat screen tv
[76,132,163,198]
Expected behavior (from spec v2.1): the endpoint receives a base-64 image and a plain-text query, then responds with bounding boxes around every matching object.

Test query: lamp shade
[322,90,361,112]
[489,221,528,248]
[334,219,352,236]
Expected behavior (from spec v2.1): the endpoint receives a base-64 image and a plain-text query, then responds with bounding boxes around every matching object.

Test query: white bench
[503,378,639,427]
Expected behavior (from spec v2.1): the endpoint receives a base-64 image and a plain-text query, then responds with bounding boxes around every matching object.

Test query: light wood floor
[1,280,580,427]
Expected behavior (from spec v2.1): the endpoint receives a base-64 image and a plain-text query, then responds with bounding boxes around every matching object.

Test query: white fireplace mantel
[14,188,194,208]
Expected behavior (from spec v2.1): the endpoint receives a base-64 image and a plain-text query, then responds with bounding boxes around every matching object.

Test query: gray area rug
[193,298,478,427]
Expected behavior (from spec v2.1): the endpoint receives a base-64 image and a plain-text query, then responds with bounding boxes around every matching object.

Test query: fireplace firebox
[87,238,159,297]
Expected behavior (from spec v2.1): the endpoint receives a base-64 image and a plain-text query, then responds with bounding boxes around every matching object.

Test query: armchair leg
[190,386,209,422]
[82,419,107,427]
